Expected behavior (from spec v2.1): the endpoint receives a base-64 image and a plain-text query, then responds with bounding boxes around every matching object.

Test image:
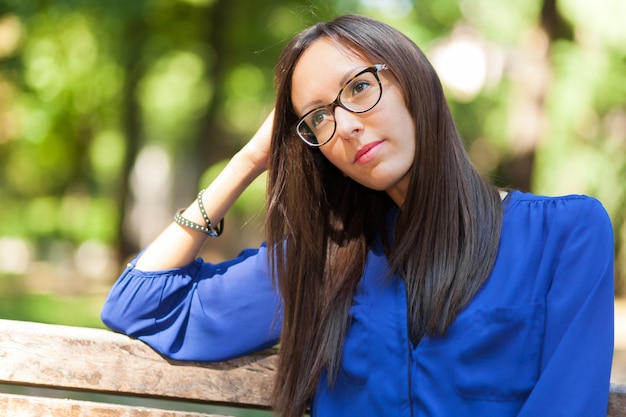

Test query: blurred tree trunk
[116,15,148,262]
[192,0,279,171]
[187,0,239,186]
[167,0,261,259]
[497,0,572,191]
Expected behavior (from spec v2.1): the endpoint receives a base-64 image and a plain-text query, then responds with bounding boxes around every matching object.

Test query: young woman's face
[291,38,416,206]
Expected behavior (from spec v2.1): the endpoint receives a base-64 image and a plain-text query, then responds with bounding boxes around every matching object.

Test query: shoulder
[504,190,611,229]
[495,192,614,291]
[501,191,613,260]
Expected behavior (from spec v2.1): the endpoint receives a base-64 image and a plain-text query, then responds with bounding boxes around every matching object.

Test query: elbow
[100,298,123,333]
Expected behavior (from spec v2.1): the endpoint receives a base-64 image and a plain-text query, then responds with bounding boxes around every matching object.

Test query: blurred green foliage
[0,2,625,412]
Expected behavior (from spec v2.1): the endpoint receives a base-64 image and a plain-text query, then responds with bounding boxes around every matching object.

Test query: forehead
[291,39,370,114]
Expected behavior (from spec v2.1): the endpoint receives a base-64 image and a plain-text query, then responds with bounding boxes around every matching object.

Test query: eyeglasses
[295,64,388,147]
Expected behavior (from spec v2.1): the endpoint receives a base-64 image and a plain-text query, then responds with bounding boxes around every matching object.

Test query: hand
[239,109,275,175]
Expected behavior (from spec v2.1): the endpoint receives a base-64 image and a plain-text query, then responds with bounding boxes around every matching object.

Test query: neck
[385,177,409,207]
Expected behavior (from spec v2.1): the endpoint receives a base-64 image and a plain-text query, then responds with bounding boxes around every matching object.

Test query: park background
[0,0,625,415]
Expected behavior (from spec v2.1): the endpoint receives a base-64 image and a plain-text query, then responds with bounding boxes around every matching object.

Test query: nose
[333,106,363,140]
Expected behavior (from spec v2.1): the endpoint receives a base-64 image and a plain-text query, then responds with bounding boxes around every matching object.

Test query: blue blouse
[101,191,615,416]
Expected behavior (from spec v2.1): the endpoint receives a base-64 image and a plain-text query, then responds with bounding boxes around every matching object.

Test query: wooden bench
[0,319,275,416]
[0,318,625,416]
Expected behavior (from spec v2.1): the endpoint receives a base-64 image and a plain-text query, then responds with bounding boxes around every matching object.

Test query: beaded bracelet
[173,189,224,237]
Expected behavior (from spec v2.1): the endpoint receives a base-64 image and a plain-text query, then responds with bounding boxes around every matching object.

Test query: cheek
[318,142,348,169]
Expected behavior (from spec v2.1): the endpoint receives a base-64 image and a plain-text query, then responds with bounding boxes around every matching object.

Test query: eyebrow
[297,65,369,117]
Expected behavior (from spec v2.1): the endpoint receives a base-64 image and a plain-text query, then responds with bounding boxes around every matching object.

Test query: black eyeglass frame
[295,63,388,147]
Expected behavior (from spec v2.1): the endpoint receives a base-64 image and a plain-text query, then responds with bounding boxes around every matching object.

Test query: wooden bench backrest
[0,319,624,416]
[0,319,275,416]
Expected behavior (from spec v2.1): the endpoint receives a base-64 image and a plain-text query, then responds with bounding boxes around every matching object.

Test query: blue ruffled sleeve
[516,196,614,416]
[101,244,282,361]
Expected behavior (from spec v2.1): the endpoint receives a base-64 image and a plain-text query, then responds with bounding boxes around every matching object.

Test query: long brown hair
[266,14,503,417]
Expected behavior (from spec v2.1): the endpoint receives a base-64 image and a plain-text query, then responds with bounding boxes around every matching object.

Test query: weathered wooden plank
[2,319,626,416]
[0,319,276,408]
[609,383,626,417]
[2,387,626,417]
[0,392,233,417]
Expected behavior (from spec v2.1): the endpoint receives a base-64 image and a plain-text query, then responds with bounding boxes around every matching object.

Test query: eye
[309,108,332,128]
[349,79,371,96]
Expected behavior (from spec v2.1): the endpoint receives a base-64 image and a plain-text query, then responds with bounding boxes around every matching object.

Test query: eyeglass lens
[297,67,383,146]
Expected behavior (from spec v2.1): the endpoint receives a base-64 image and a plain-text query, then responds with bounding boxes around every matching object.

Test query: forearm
[134,150,265,271]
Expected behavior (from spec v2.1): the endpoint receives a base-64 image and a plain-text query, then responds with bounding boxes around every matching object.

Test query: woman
[102,14,614,417]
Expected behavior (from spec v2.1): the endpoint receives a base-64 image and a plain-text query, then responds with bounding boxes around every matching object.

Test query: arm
[135,109,274,271]
[102,111,280,361]
[101,246,282,361]
[517,198,614,417]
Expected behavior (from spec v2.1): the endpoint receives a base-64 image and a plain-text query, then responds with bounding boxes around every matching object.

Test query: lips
[354,140,384,164]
